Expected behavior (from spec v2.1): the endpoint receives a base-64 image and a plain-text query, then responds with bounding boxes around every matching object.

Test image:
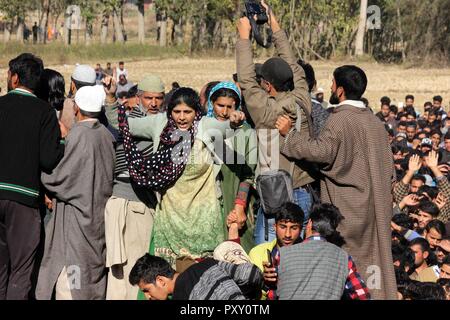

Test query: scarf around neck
[118,103,202,191]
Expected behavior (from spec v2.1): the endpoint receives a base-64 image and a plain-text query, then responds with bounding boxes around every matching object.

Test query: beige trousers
[105,197,154,300]
[55,267,73,300]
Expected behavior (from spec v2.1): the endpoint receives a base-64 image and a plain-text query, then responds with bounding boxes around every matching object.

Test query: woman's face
[171,103,196,131]
[213,96,236,122]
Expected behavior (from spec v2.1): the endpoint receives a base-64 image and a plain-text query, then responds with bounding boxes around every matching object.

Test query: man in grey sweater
[277,203,371,300]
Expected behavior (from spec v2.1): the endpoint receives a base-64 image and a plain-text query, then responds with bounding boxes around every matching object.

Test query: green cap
[138,75,165,93]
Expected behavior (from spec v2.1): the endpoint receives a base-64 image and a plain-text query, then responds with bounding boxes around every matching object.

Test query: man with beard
[276,65,397,299]
[102,77,158,300]
[406,122,418,148]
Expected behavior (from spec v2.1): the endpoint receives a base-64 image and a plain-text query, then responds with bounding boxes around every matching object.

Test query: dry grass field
[1,57,449,112]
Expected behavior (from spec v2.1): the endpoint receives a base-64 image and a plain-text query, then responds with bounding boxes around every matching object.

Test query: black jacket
[0,89,64,208]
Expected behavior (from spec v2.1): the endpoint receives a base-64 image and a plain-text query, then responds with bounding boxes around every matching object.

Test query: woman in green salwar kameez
[206,82,258,253]
[119,88,246,268]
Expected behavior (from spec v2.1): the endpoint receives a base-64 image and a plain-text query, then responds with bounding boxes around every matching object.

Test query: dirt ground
[1,57,449,112]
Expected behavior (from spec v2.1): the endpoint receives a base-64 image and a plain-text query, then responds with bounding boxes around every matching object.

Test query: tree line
[0,0,448,64]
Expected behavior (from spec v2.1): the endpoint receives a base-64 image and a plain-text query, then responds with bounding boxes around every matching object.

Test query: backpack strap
[289,100,314,177]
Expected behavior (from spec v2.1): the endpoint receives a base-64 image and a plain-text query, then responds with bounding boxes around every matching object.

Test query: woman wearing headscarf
[118,87,246,267]
[206,82,258,252]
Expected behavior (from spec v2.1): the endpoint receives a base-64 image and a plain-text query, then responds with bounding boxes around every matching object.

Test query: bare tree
[137,0,145,44]
[355,0,368,56]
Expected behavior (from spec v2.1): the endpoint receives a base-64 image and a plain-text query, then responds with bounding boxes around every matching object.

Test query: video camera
[243,0,272,48]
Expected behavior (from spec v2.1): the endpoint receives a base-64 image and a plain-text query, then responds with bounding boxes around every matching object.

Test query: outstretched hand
[237,17,251,40]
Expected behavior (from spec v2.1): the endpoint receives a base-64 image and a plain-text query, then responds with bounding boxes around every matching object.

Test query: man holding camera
[236,1,316,244]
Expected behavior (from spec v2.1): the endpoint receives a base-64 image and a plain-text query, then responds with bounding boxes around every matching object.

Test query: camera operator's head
[260,57,294,97]
[330,65,367,105]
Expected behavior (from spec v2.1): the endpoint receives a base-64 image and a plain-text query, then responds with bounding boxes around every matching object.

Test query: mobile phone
[266,249,273,268]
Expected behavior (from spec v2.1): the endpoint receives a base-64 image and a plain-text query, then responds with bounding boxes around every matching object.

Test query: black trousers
[0,200,41,300]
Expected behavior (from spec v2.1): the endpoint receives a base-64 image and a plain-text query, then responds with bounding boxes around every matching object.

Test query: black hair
[418,200,440,217]
[309,203,345,247]
[380,96,391,105]
[232,73,238,83]
[36,68,66,111]
[405,95,415,101]
[436,278,450,298]
[392,213,414,230]
[398,121,408,127]
[443,255,450,267]
[275,202,305,226]
[411,174,426,185]
[406,121,417,129]
[410,237,431,254]
[119,61,124,65]
[167,87,202,116]
[430,129,442,138]
[210,88,241,110]
[203,81,221,106]
[445,131,450,141]
[389,105,398,114]
[129,253,176,286]
[433,95,443,103]
[360,97,369,108]
[425,219,446,237]
[8,53,44,92]
[172,82,180,90]
[403,281,446,300]
[297,59,316,93]
[333,65,367,100]
[424,101,433,109]
[392,244,416,275]
[79,109,101,119]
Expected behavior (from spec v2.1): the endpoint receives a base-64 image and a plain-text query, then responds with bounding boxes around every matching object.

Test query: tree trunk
[137,0,145,44]
[113,9,124,43]
[120,4,127,42]
[3,21,11,43]
[396,4,406,63]
[355,0,368,56]
[159,11,167,47]
[85,22,92,46]
[43,1,51,44]
[16,17,24,43]
[101,11,109,44]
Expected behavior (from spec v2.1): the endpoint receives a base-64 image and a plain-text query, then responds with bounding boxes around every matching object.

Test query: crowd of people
[0,3,449,300]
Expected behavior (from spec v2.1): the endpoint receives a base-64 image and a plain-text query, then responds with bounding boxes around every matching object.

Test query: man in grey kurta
[36,86,115,300]
[276,65,397,300]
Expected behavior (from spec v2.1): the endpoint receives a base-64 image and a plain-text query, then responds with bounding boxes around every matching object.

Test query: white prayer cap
[316,87,325,94]
[72,64,96,85]
[75,86,105,113]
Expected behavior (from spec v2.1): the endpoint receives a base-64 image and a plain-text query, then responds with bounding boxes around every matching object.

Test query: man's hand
[230,110,246,128]
[399,194,421,210]
[437,239,450,253]
[260,0,281,33]
[237,17,252,40]
[263,261,277,284]
[275,115,293,137]
[44,195,53,211]
[233,204,247,229]
[102,75,117,102]
[390,221,404,233]
[408,154,422,173]
[434,192,448,210]
[426,150,439,169]
[59,121,68,138]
